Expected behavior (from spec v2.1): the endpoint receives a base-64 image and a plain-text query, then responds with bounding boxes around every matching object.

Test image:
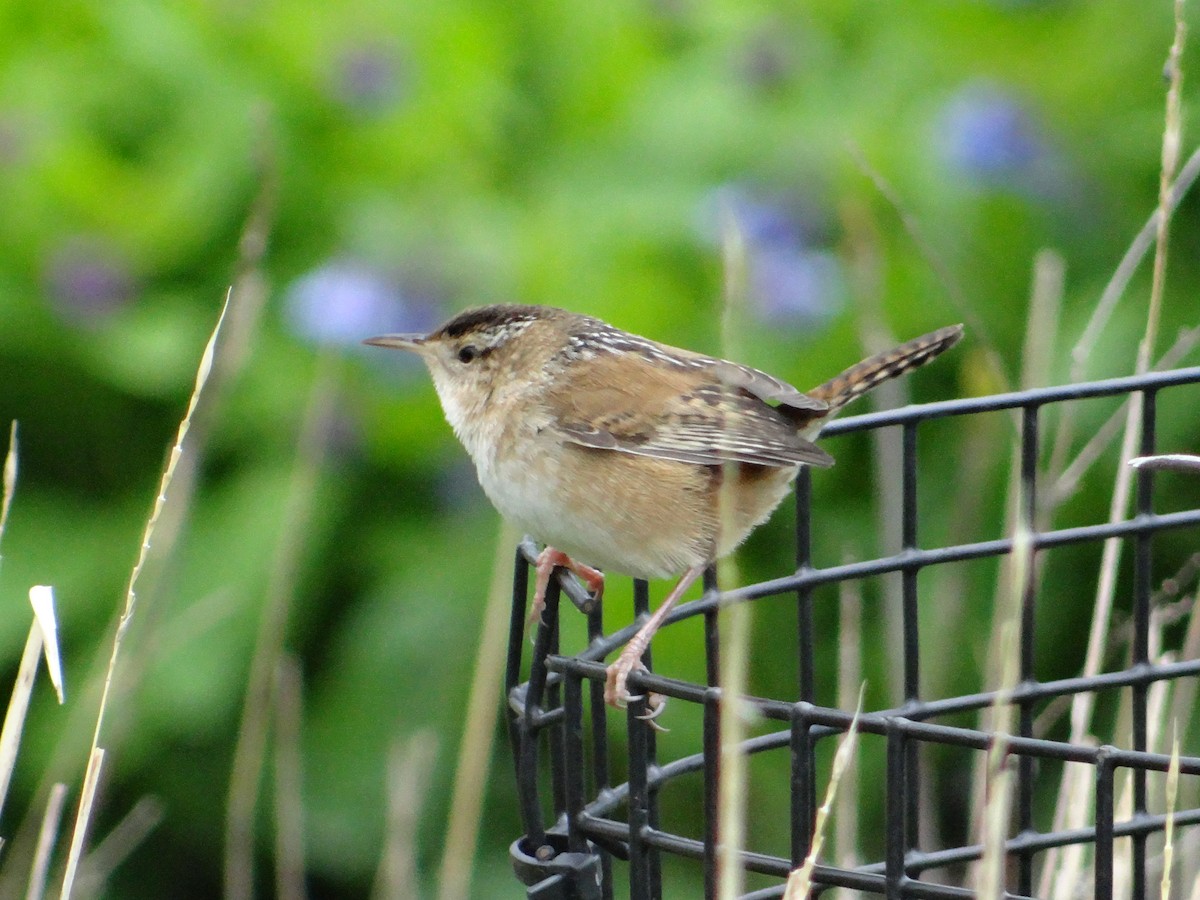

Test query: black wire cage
[503,365,1200,900]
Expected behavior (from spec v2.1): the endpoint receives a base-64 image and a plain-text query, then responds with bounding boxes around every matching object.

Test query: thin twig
[845,140,1011,393]
[0,421,16,553]
[835,571,862,873]
[1045,5,1189,888]
[274,656,307,900]
[715,203,750,900]
[25,783,68,900]
[1047,144,1200,486]
[1051,324,1200,503]
[0,624,45,826]
[83,297,228,772]
[74,795,165,897]
[1069,147,1200,381]
[974,521,1030,898]
[60,748,105,900]
[1164,730,1181,899]
[376,731,438,900]
[1067,0,1187,749]
[225,353,339,900]
[435,522,518,900]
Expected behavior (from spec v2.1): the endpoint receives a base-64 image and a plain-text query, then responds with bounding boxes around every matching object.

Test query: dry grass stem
[1148,0,1187,363]
[273,656,307,900]
[841,201,907,704]
[973,252,1063,829]
[835,574,861,875]
[1163,731,1181,897]
[74,795,165,897]
[25,783,68,900]
[0,623,46,827]
[1,586,64,834]
[376,731,438,900]
[845,141,1010,393]
[1069,142,1200,383]
[1043,755,1095,900]
[85,296,227,768]
[0,421,16,553]
[1047,9,1190,888]
[59,748,105,900]
[436,522,519,900]
[1172,587,1200,809]
[975,522,1030,898]
[782,690,863,900]
[1022,250,1066,393]
[715,206,751,900]
[1065,0,1188,764]
[714,585,750,900]
[225,352,339,900]
[1049,134,1200,497]
[1051,324,1200,504]
[28,587,64,705]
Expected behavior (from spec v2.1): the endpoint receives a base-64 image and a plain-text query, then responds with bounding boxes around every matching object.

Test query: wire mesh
[505,365,1200,900]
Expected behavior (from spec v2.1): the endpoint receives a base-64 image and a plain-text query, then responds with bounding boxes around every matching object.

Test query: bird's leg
[605,564,705,717]
[529,546,605,634]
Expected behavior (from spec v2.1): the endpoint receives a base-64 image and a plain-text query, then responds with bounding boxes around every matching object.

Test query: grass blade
[59,748,105,900]
[25,783,68,900]
[0,623,46,829]
[436,523,518,900]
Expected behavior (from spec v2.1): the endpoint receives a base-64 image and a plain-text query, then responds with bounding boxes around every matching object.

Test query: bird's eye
[457,345,479,364]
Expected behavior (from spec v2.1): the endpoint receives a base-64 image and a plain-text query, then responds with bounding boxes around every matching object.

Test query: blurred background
[1,1,1199,897]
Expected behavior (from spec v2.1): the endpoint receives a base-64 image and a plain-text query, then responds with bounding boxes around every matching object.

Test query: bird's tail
[807,324,964,414]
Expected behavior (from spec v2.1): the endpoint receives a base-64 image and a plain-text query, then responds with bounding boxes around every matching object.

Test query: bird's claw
[605,660,668,728]
[636,694,669,731]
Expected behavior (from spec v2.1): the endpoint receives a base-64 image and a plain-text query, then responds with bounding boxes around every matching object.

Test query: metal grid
[504,365,1200,900]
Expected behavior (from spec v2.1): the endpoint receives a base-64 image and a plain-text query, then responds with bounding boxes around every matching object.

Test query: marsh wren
[366,305,962,716]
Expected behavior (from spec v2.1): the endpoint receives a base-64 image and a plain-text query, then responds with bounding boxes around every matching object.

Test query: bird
[365,304,963,717]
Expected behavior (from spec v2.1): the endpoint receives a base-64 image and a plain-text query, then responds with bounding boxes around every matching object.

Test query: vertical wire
[548,598,566,819]
[519,573,561,852]
[790,703,815,866]
[793,469,817,874]
[796,468,815,703]
[1132,389,1157,897]
[586,601,614,898]
[564,672,587,853]
[627,690,652,900]
[900,421,920,856]
[623,580,663,898]
[702,567,720,900]
[1094,749,1116,900]
[505,548,531,825]
[885,722,907,900]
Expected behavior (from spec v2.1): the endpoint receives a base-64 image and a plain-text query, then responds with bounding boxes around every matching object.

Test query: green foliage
[0,1,1198,897]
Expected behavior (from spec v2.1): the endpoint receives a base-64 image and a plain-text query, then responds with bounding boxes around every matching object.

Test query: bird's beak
[363,333,428,352]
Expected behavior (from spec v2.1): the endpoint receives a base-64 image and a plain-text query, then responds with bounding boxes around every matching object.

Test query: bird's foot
[529,547,605,639]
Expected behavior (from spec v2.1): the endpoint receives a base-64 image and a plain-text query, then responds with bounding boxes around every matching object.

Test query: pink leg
[529,547,605,634]
[605,564,705,717]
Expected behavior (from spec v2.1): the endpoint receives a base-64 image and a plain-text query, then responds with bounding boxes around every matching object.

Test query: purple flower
[331,44,406,116]
[699,185,844,326]
[43,237,134,326]
[748,246,844,326]
[283,259,438,349]
[938,84,1049,184]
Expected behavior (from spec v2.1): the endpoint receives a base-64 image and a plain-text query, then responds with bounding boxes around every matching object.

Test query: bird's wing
[546,348,834,469]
